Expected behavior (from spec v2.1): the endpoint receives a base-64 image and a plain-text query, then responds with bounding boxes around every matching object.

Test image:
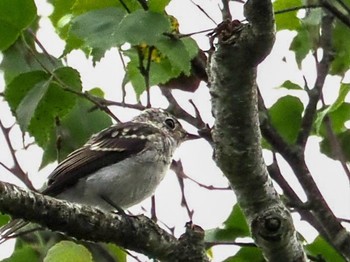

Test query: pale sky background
[0,0,350,261]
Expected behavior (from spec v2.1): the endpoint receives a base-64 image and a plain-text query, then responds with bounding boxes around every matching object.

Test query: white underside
[56,155,170,211]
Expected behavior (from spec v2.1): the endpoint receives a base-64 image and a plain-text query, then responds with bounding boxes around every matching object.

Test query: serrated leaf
[0,0,37,50]
[182,37,200,60]
[69,7,127,50]
[279,80,303,90]
[155,37,191,73]
[117,10,171,45]
[224,246,264,262]
[269,95,304,144]
[273,0,301,31]
[205,204,250,243]
[1,245,39,262]
[44,241,93,262]
[41,88,112,168]
[305,236,344,262]
[16,78,51,130]
[5,71,48,110]
[148,0,171,13]
[315,83,350,134]
[5,67,82,147]
[0,40,62,84]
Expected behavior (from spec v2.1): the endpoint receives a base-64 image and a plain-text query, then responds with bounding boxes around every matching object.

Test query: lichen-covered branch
[208,0,306,261]
[0,181,208,262]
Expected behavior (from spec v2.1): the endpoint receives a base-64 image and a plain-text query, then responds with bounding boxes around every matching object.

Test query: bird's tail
[0,219,29,243]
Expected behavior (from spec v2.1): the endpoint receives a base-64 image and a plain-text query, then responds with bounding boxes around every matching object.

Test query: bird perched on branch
[0,108,199,241]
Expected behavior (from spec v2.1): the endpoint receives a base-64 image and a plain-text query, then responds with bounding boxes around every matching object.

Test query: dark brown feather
[42,122,160,196]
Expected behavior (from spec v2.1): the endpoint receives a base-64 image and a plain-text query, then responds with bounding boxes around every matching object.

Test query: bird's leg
[98,193,127,216]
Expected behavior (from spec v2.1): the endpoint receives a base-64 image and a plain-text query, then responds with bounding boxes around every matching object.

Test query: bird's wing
[42,122,159,196]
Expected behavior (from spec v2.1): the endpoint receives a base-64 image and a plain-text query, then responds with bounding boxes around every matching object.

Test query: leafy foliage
[0,0,36,50]
[268,95,304,144]
[44,241,93,262]
[205,204,250,242]
[305,236,345,262]
[5,67,82,147]
[1,0,350,261]
[1,245,39,262]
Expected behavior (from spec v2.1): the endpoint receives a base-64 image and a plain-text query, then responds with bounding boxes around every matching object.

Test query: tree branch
[0,181,208,261]
[208,0,306,260]
[0,120,35,190]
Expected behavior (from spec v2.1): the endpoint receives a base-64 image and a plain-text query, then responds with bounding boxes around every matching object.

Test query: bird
[0,108,199,241]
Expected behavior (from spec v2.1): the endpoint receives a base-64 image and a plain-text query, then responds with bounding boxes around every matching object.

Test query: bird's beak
[185,132,201,141]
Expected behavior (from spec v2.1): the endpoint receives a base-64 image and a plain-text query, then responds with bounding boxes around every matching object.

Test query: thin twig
[274,4,322,15]
[27,29,57,67]
[190,0,217,25]
[322,113,350,182]
[171,160,194,220]
[296,11,334,147]
[160,88,206,129]
[0,120,35,190]
[221,0,232,21]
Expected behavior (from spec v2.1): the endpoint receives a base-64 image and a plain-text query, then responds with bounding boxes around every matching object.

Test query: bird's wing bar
[43,122,159,196]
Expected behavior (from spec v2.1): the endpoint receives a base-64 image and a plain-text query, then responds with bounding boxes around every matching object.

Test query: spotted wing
[42,122,159,196]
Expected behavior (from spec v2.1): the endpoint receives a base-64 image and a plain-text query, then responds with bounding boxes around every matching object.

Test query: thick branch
[0,181,208,262]
[208,0,306,261]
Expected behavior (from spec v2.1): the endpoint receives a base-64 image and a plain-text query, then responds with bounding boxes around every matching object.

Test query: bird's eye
[164,118,176,130]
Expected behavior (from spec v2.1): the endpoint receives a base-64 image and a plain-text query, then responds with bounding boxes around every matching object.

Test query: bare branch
[0,181,209,261]
[0,120,35,190]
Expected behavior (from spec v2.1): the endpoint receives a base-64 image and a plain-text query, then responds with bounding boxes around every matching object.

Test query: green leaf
[126,49,182,98]
[269,95,304,144]
[305,236,344,262]
[44,241,93,262]
[117,10,171,45]
[155,37,191,74]
[290,26,313,67]
[148,0,171,13]
[182,37,200,60]
[205,204,250,242]
[319,130,350,161]
[40,88,112,168]
[5,71,48,110]
[1,245,39,262]
[5,67,82,147]
[0,0,36,50]
[279,80,303,90]
[69,7,127,50]
[330,21,350,75]
[16,78,51,130]
[71,0,141,14]
[327,103,350,133]
[273,0,301,31]
[0,213,11,227]
[0,40,62,84]
[224,246,265,262]
[315,83,350,134]
[49,0,75,39]
[71,0,119,15]
[105,244,127,262]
